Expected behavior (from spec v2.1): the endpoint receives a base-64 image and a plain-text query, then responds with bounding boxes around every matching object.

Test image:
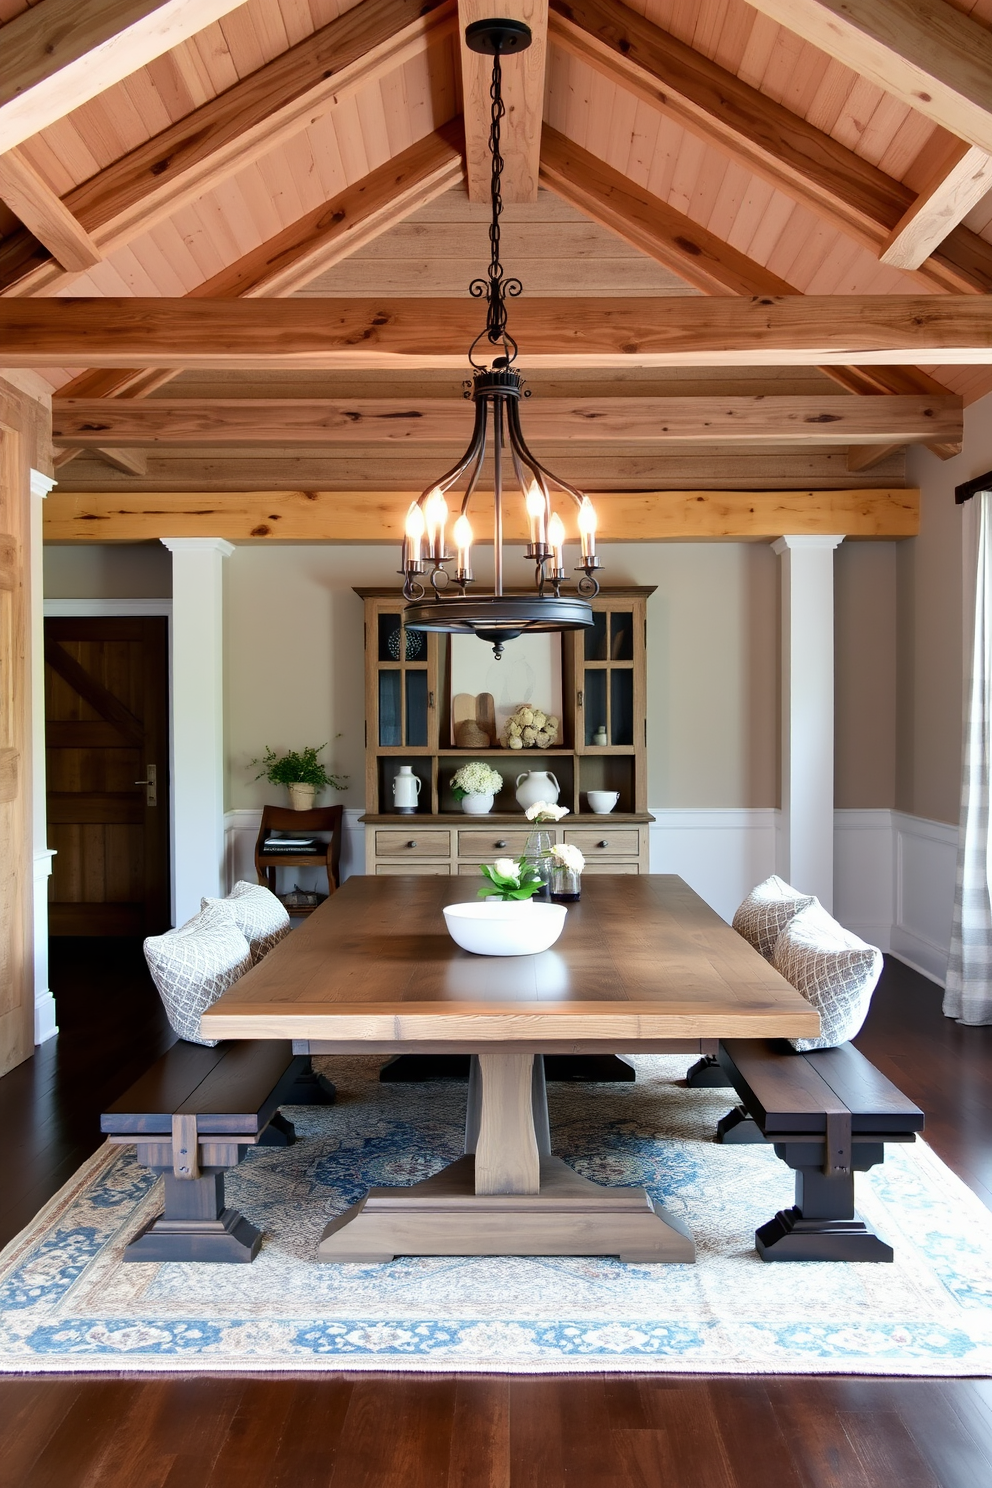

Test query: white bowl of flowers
[451,760,504,814]
[443,855,568,955]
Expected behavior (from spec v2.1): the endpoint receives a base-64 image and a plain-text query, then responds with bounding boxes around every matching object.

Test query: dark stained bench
[714,1039,924,1262]
[102,1042,334,1263]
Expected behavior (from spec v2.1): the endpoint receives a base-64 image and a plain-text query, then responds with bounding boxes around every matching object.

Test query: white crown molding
[43,597,172,617]
[161,537,235,557]
[772,534,845,553]
[30,469,56,499]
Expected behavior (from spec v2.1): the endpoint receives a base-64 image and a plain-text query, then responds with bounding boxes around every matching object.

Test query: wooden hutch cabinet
[357,587,655,875]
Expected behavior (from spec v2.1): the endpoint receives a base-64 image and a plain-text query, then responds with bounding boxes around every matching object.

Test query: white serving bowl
[586,790,619,814]
[443,900,567,957]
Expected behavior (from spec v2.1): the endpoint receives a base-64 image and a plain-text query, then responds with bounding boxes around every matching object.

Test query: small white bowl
[586,790,620,814]
[443,900,567,956]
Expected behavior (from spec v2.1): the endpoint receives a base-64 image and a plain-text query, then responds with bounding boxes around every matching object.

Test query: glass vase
[551,865,581,902]
[522,829,554,900]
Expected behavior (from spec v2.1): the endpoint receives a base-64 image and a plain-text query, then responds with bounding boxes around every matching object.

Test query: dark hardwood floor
[1,945,991,1486]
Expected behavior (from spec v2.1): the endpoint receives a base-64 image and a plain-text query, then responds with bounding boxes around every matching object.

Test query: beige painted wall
[43,542,172,598]
[835,541,897,809]
[42,534,907,814]
[897,390,992,825]
[222,541,781,811]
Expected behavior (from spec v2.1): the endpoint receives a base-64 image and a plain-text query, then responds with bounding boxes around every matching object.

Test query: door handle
[134,763,158,806]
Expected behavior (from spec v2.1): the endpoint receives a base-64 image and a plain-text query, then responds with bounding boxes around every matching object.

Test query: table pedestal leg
[318,1051,695,1264]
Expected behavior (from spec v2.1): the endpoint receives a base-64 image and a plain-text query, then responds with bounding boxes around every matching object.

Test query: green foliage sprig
[477,855,544,902]
[249,744,347,790]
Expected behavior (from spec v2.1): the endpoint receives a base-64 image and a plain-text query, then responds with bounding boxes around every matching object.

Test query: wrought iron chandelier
[401,17,602,659]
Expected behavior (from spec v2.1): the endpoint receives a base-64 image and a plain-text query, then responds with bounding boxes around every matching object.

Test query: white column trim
[773,533,844,909]
[30,469,57,1042]
[161,537,233,925]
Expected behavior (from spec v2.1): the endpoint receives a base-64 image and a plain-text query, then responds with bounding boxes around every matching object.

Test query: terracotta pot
[288,782,317,811]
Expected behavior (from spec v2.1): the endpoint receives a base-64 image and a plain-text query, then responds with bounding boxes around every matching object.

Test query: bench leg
[686,1054,732,1087]
[124,1172,262,1264]
[281,1056,336,1104]
[257,1110,297,1147]
[756,1148,893,1262]
[716,1106,769,1144]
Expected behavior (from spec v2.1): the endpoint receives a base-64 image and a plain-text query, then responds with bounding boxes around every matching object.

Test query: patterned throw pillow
[773,902,883,1052]
[144,902,252,1046]
[732,875,816,960]
[202,881,291,964]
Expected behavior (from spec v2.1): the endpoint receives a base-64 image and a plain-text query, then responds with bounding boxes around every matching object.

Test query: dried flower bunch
[451,761,504,799]
[525,801,569,823]
[500,705,560,750]
[478,857,544,901]
[551,842,585,873]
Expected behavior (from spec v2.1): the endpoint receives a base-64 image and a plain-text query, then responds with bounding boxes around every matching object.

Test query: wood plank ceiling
[1,0,991,495]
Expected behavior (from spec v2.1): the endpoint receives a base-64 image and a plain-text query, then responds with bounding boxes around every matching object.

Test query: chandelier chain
[468,49,521,362]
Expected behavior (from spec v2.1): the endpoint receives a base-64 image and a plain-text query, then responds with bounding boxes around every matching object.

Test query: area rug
[2,1055,991,1376]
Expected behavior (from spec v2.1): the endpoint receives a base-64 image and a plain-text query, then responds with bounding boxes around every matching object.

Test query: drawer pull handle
[598,840,609,848]
[407,840,418,848]
[495,839,507,848]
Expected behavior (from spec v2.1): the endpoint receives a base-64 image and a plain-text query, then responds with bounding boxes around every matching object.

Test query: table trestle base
[317,1155,695,1264]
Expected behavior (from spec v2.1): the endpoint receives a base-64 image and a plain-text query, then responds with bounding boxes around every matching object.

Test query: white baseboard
[224,807,365,894]
[33,848,57,1044]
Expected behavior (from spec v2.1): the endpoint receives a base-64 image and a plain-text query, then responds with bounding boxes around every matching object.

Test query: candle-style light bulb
[577,496,598,559]
[424,487,449,560]
[404,501,425,565]
[453,513,473,577]
[547,511,565,572]
[525,481,547,546]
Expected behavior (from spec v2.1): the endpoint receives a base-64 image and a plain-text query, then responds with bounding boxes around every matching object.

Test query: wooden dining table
[201,875,820,1263]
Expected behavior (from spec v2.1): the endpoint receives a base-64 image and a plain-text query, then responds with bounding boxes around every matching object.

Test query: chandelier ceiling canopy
[401,17,602,658]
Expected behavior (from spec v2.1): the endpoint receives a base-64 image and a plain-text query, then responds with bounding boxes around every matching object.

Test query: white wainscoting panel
[224,808,365,897]
[833,810,894,951]
[890,812,958,985]
[649,809,778,924]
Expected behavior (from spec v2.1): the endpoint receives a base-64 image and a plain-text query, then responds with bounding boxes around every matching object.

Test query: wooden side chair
[254,804,344,916]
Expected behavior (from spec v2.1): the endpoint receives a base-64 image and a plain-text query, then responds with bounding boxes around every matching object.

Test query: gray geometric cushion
[144,902,252,1047]
[202,881,290,964]
[732,875,817,961]
[773,902,883,1052]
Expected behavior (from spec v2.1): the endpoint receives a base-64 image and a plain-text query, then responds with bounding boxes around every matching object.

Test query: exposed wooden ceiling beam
[50,395,963,448]
[91,447,149,476]
[548,0,992,294]
[0,0,254,156]
[51,126,467,470]
[6,295,992,367]
[458,0,548,203]
[846,444,903,473]
[0,0,458,298]
[539,126,959,454]
[745,0,992,158]
[539,125,797,296]
[0,149,102,272]
[881,141,992,270]
[42,486,920,542]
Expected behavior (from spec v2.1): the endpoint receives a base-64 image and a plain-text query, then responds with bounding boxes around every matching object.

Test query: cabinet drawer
[564,828,641,858]
[375,863,451,876]
[457,828,532,859]
[581,860,641,875]
[374,829,450,857]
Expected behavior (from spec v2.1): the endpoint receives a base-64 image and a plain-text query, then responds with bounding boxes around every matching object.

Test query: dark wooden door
[45,617,170,936]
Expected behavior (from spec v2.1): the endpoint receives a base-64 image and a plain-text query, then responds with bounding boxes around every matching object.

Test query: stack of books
[262,836,319,855]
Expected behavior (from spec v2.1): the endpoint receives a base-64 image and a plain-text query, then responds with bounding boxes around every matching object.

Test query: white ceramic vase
[288,782,316,811]
[515,770,560,812]
[460,792,494,815]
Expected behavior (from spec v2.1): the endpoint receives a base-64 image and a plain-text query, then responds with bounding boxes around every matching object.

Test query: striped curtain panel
[945,491,992,1025]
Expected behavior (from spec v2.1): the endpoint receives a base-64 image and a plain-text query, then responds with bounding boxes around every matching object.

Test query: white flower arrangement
[551,842,585,873]
[478,856,543,900]
[524,801,570,822]
[451,761,504,799]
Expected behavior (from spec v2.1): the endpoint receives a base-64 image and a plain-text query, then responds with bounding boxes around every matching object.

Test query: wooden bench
[102,1042,334,1263]
[714,1039,924,1262]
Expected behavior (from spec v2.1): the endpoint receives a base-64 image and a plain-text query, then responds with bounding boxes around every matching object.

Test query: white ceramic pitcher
[515,770,560,812]
[392,765,422,814]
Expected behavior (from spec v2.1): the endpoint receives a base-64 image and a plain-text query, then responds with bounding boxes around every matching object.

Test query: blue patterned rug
[2,1055,991,1375]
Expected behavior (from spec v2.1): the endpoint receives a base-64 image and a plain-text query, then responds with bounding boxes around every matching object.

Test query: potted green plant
[250,744,347,811]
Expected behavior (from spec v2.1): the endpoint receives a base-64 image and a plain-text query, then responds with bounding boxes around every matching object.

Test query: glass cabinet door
[581,607,637,747]
[372,611,433,749]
